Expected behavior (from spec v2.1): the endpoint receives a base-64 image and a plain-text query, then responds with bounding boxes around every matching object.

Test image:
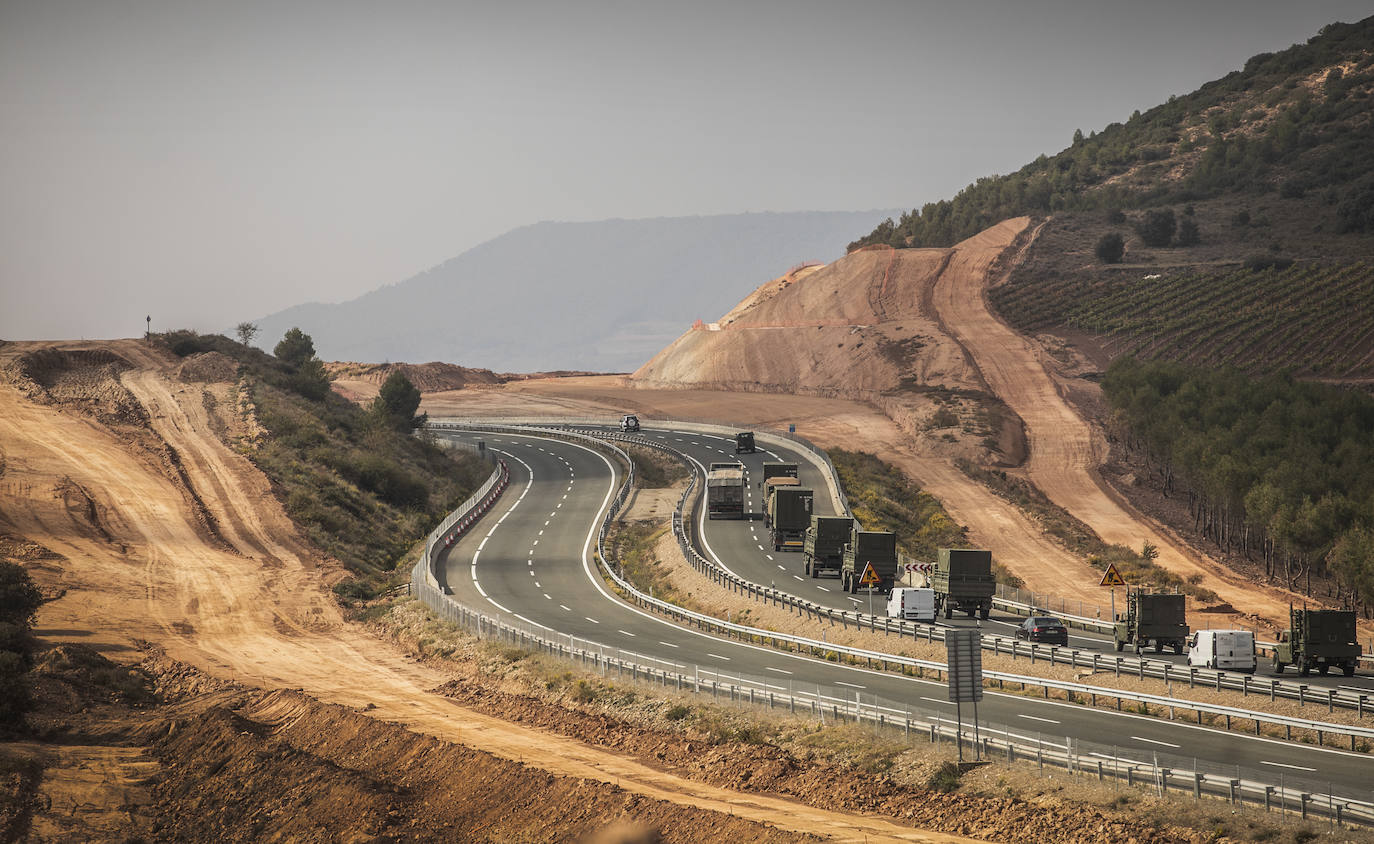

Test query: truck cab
[735,432,756,453]
[620,414,640,432]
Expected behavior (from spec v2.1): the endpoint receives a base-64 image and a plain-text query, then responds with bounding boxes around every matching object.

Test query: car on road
[1015,616,1069,646]
[620,414,640,432]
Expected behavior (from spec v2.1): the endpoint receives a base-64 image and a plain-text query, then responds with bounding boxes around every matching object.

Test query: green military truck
[1113,591,1188,654]
[841,529,897,594]
[1273,607,1362,677]
[760,462,798,484]
[931,548,994,619]
[735,432,756,453]
[803,515,853,578]
[766,486,813,552]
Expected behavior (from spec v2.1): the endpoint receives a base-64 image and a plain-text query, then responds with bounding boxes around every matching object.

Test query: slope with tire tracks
[931,218,1313,631]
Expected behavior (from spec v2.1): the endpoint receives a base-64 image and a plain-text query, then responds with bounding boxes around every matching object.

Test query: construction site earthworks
[0,217,1365,843]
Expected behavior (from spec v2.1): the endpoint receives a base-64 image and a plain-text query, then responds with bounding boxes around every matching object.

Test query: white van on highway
[887,587,936,623]
[1187,630,1257,673]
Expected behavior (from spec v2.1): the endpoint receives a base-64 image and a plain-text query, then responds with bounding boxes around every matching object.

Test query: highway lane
[431,429,1374,797]
[616,425,1374,694]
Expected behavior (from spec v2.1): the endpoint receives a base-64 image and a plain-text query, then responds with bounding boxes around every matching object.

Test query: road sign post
[945,628,983,762]
[1100,563,1127,622]
[860,562,881,616]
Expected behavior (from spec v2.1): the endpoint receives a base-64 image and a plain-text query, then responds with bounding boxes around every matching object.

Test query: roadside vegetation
[624,443,689,488]
[955,459,1217,601]
[1104,357,1374,613]
[0,561,42,728]
[850,18,1374,250]
[157,329,490,598]
[825,449,1031,585]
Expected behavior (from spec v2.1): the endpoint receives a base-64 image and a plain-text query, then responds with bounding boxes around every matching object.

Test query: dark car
[1016,616,1069,646]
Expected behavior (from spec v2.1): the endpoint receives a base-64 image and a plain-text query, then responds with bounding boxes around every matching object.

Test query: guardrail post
[1328,689,1335,714]
[1264,785,1273,812]
[1298,685,1307,707]
[1229,779,1240,805]
[1301,793,1310,820]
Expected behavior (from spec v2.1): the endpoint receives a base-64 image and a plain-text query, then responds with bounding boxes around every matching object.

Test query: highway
[597,424,1374,695]
[432,427,1374,800]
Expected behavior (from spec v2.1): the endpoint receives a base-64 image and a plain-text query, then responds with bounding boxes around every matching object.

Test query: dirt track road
[0,348,970,844]
[931,217,1304,629]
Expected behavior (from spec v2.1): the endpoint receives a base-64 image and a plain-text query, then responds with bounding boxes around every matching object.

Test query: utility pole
[145,315,151,342]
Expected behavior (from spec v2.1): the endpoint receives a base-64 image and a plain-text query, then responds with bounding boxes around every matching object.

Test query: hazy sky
[2,1,1369,341]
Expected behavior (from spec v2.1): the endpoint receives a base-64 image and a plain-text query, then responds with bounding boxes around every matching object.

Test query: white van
[1187,630,1256,673]
[887,587,936,623]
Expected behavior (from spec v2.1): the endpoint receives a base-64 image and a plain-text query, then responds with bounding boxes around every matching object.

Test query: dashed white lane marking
[543,593,552,600]
[1131,736,1180,749]
[757,544,765,551]
[792,575,803,581]
[707,653,730,660]
[618,629,636,637]
[765,667,793,675]
[559,604,572,611]
[776,565,786,571]
[1260,760,1317,772]
[544,520,550,526]
[765,554,774,561]
[533,540,539,546]
[817,586,830,592]
[529,570,535,576]
[538,530,544,536]
[658,641,680,648]
[584,616,600,624]
[1017,714,1061,725]
[534,581,541,588]
[835,681,865,689]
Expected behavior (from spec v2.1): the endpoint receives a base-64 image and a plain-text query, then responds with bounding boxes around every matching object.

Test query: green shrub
[1095,233,1125,263]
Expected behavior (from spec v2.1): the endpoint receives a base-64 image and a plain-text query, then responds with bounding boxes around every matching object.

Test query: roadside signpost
[946,628,983,761]
[860,561,881,616]
[1101,563,1127,621]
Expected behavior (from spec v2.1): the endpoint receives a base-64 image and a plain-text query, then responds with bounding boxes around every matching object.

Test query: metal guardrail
[412,423,1374,826]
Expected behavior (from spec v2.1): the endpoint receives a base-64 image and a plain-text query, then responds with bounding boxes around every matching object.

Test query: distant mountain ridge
[253,211,900,372]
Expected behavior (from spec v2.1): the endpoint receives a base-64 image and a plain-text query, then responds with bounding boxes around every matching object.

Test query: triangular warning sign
[1100,563,1127,587]
[859,562,882,586]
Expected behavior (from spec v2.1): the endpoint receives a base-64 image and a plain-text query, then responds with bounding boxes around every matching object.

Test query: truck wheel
[1299,661,1311,677]
[944,604,952,620]
[1114,639,1124,653]
[1153,641,1163,654]
[979,605,990,620]
[1273,656,1284,674]
[965,608,976,619]
[1318,664,1329,676]
[1172,642,1183,656]
[1344,663,1357,677]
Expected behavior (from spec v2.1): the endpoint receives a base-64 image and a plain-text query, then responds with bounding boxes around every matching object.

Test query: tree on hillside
[371,371,425,431]
[235,321,260,346]
[1176,217,1200,246]
[274,327,316,368]
[273,328,330,400]
[1095,233,1125,263]
[1136,209,1176,247]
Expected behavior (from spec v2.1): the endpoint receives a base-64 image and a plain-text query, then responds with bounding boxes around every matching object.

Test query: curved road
[431,428,1374,799]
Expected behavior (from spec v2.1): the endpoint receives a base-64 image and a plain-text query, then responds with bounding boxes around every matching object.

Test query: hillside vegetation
[852,17,1374,251]
[1103,357,1374,612]
[992,261,1374,378]
[160,331,490,596]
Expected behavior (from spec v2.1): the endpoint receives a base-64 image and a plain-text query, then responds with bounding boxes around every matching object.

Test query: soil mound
[328,360,505,392]
[175,350,239,383]
[151,689,810,844]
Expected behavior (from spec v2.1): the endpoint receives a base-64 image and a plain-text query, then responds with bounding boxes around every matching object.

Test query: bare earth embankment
[0,340,977,842]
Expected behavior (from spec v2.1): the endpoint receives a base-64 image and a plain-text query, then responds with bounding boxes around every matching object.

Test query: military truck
[759,462,799,485]
[841,529,897,594]
[706,462,745,519]
[1113,591,1188,654]
[766,487,813,552]
[803,515,853,577]
[1273,607,1361,677]
[931,548,994,619]
[735,432,756,453]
